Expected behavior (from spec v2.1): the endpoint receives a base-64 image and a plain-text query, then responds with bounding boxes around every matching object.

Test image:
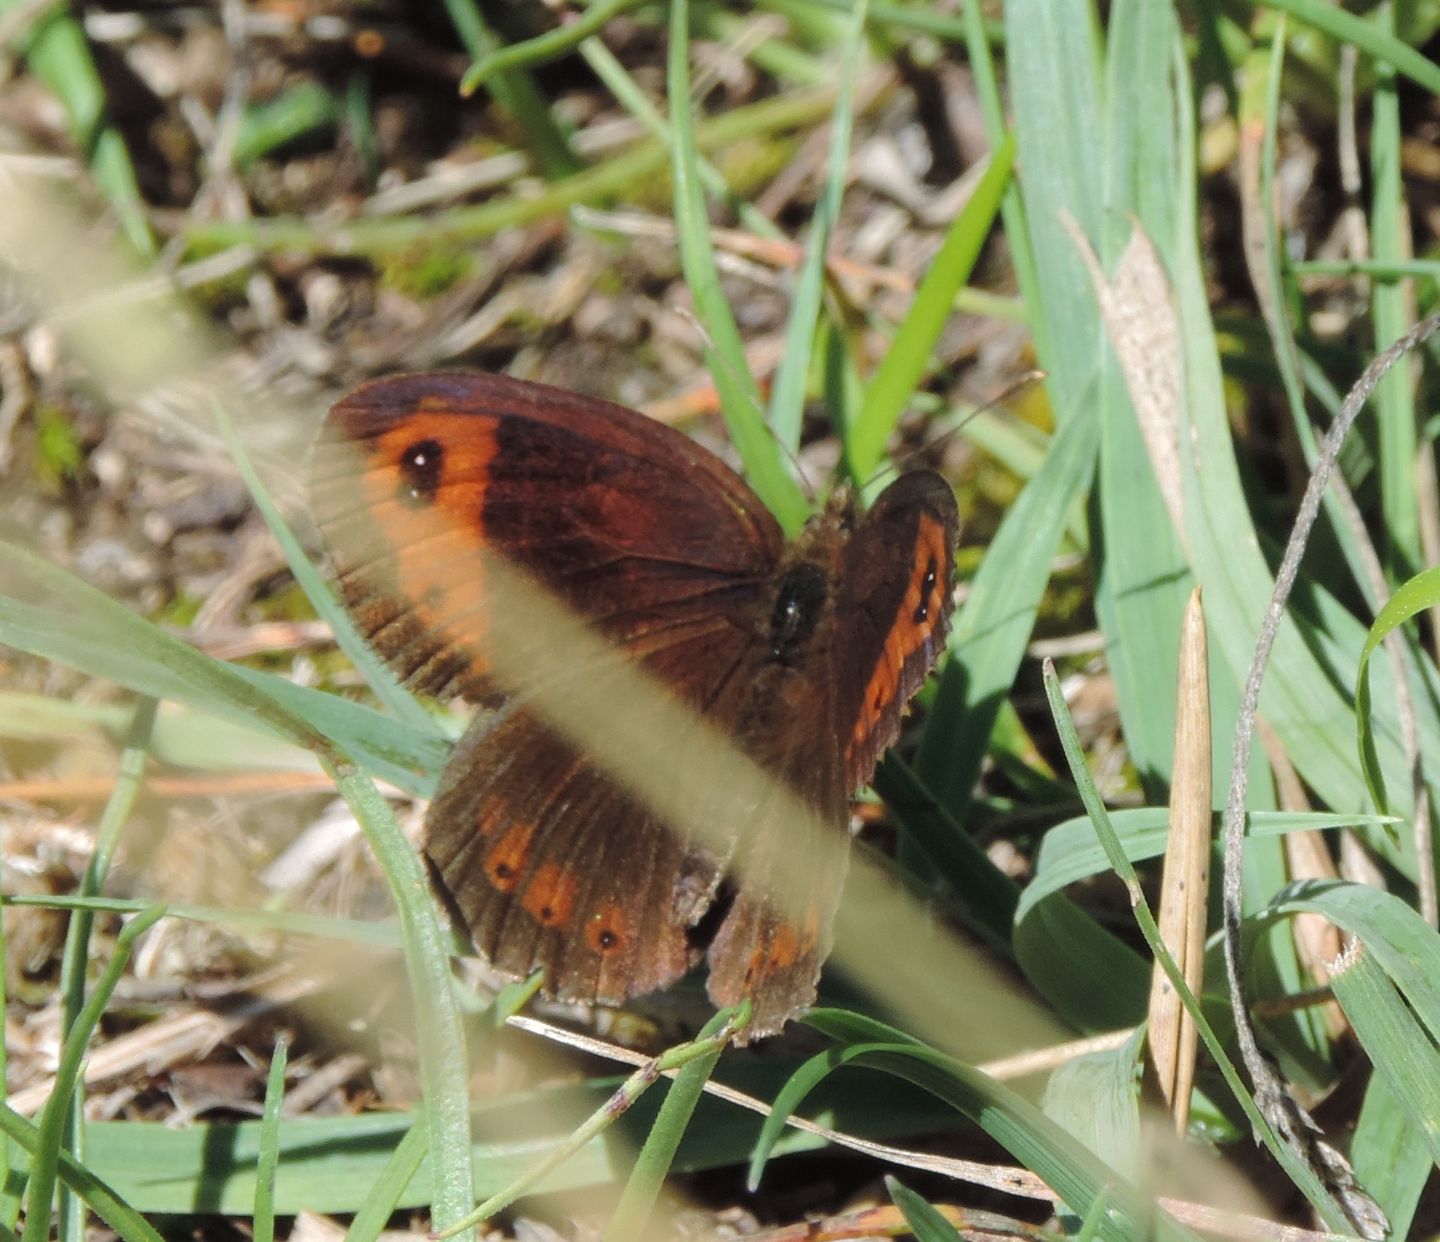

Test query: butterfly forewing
[312,372,783,703]
[836,472,959,789]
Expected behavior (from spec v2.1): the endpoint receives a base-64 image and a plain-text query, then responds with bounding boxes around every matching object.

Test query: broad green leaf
[1330,947,1440,1165]
[1042,1027,1144,1178]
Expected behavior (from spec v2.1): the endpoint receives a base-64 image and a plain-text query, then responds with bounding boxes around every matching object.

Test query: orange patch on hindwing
[522,863,579,928]
[484,822,534,892]
[745,920,805,984]
[586,900,628,954]
[768,921,802,968]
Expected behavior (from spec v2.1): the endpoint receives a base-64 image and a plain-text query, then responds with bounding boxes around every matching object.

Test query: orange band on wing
[846,512,952,767]
[356,413,501,685]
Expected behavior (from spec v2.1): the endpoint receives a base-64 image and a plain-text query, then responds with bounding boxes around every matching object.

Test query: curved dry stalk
[1221,311,1440,1242]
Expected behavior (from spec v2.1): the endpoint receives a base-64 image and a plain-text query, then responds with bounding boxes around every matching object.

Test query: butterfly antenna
[770,421,818,502]
[868,368,1048,491]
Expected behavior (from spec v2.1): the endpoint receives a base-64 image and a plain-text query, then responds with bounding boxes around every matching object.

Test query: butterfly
[311,371,958,1039]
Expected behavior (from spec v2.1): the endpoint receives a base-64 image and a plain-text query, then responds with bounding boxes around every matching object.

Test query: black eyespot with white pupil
[398,439,443,507]
[913,556,939,624]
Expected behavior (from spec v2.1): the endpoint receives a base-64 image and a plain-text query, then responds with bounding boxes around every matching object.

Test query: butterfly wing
[314,373,958,1035]
[311,371,783,702]
[835,471,959,789]
[706,472,958,1038]
[426,702,723,1004]
[312,372,785,1005]
[704,667,850,1039]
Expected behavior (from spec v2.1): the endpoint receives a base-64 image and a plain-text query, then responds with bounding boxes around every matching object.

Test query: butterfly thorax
[762,492,855,666]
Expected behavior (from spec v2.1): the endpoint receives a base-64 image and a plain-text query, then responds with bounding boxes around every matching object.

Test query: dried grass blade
[1147,589,1211,1131]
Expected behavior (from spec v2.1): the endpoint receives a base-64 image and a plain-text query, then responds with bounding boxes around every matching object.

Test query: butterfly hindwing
[704,667,850,1037]
[427,702,722,1003]
[708,473,957,1036]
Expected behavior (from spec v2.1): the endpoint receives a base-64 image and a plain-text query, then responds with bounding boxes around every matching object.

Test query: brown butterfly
[311,371,958,1039]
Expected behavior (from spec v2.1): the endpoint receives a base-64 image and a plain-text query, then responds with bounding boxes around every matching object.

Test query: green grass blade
[1329,947,1440,1168]
[962,0,1048,368]
[1020,809,1398,921]
[847,135,1015,482]
[55,698,156,1242]
[1089,1,1193,796]
[0,689,317,772]
[215,403,437,736]
[1260,0,1440,96]
[0,543,445,794]
[1369,1,1420,576]
[6,2,154,256]
[443,0,579,178]
[766,0,868,452]
[1351,1075,1431,1240]
[232,82,340,168]
[461,0,638,93]
[0,1107,161,1242]
[1013,892,1149,1031]
[603,1013,730,1241]
[253,1037,289,1242]
[667,0,809,533]
[1355,565,1440,813]
[1041,1028,1144,1181]
[327,765,476,1238]
[1292,258,1440,283]
[760,1018,1201,1242]
[345,1120,427,1242]
[22,906,165,1242]
[1004,0,1104,413]
[1266,879,1440,1046]
[887,1177,963,1241]
[7,892,408,949]
[6,893,406,949]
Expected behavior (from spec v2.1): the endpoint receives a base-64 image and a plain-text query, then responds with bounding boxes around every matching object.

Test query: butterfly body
[313,371,958,1038]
